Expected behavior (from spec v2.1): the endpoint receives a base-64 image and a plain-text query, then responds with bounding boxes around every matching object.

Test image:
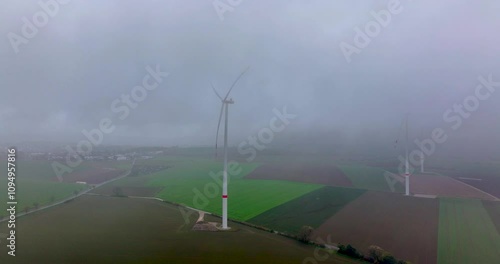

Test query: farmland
[60,168,126,184]
[91,185,163,197]
[113,158,323,221]
[0,159,137,216]
[459,177,500,200]
[410,173,497,200]
[248,186,365,234]
[313,191,440,264]
[483,201,500,234]
[426,159,500,198]
[437,198,500,264]
[0,195,365,264]
[155,178,323,221]
[128,164,171,177]
[0,160,89,214]
[246,163,353,187]
[0,160,64,181]
[90,171,161,197]
[0,178,85,213]
[88,158,181,197]
[438,168,500,200]
[5,153,500,263]
[338,164,404,193]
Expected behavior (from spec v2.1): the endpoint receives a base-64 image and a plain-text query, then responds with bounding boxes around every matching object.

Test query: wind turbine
[404,113,411,196]
[212,67,249,230]
[420,129,425,174]
[394,114,411,196]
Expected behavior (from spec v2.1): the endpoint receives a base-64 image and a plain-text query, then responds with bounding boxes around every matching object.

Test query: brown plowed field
[61,168,125,184]
[410,174,497,200]
[245,163,353,187]
[91,186,163,197]
[458,178,500,200]
[435,168,500,199]
[313,191,439,264]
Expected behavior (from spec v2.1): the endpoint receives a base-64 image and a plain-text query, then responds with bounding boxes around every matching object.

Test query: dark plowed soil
[245,163,353,187]
[313,191,440,264]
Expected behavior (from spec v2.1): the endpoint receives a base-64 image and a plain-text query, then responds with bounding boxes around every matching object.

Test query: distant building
[116,155,127,161]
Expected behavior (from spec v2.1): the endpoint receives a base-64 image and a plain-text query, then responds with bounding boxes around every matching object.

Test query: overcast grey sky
[1,0,499,156]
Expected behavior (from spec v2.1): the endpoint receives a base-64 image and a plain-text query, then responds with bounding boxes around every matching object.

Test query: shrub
[381,255,397,264]
[112,187,126,197]
[367,245,411,264]
[368,245,385,263]
[298,226,314,243]
[338,244,363,259]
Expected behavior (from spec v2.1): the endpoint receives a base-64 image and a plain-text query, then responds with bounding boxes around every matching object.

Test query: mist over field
[1,0,499,159]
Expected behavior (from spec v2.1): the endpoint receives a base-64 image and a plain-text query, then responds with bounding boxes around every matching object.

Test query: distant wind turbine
[420,129,425,174]
[394,114,411,196]
[404,113,411,196]
[212,67,249,230]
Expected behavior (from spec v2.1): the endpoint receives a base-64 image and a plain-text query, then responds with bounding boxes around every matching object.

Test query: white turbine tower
[212,67,249,230]
[404,114,411,196]
[420,129,425,174]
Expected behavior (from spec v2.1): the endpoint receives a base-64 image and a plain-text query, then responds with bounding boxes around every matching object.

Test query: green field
[248,186,366,234]
[0,159,138,216]
[146,161,322,221]
[338,165,404,193]
[0,178,86,214]
[0,195,366,264]
[0,160,89,215]
[438,198,500,264]
[104,160,135,170]
[483,201,500,234]
[88,157,203,195]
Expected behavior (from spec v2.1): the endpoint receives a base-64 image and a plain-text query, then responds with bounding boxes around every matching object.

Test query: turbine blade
[224,66,250,100]
[215,103,225,158]
[211,83,223,101]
